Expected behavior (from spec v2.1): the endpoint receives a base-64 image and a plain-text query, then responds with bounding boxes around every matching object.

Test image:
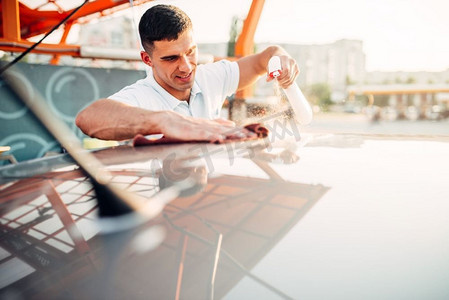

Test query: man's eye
[164,57,177,61]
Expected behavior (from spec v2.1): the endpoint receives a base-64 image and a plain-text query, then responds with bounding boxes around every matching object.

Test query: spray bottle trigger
[269,70,281,78]
[268,56,282,78]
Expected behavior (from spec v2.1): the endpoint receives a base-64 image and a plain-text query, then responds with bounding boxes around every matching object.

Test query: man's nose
[178,55,193,73]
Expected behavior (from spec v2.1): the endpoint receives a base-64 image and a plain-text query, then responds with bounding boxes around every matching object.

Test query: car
[1,126,449,299]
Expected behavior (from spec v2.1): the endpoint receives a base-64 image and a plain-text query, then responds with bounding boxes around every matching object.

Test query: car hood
[1,133,449,299]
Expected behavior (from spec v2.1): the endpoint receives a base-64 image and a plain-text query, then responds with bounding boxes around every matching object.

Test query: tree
[227,16,243,57]
[406,76,416,84]
[345,75,354,85]
[307,83,332,111]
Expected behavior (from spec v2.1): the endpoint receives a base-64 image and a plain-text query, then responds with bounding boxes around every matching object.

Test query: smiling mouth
[176,72,192,81]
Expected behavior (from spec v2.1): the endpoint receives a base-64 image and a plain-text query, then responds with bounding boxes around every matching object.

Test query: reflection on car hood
[1,133,449,299]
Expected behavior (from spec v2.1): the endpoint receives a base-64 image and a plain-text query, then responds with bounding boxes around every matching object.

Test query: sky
[135,0,449,72]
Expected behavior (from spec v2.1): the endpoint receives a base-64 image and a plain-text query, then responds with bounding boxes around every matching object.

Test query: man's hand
[158,111,256,143]
[266,55,300,89]
[236,45,300,91]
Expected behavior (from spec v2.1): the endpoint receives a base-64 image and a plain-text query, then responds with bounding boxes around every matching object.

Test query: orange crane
[0,0,264,98]
[0,0,264,64]
[0,0,155,63]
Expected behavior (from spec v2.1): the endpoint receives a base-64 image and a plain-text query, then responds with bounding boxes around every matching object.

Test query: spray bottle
[268,56,313,125]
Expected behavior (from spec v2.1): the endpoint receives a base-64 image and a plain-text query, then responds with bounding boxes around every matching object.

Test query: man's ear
[140,51,153,67]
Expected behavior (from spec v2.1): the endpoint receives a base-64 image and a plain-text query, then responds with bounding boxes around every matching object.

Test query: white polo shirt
[108,60,239,119]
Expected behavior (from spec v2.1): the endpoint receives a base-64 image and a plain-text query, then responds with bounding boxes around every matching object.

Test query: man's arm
[236,45,299,90]
[75,99,239,141]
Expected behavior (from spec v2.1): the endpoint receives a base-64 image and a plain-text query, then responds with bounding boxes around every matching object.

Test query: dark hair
[139,4,192,54]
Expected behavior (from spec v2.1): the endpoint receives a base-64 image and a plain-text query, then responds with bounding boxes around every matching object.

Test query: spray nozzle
[268,56,282,78]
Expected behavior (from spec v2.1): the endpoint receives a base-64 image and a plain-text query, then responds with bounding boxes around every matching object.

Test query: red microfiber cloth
[133,123,268,147]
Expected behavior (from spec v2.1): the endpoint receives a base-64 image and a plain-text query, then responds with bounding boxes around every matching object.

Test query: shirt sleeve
[107,85,141,107]
[219,60,239,97]
[197,60,239,98]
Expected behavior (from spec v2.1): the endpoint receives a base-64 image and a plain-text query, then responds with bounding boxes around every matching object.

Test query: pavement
[301,112,449,137]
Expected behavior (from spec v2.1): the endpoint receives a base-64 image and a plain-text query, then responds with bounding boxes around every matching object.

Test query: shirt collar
[146,68,202,110]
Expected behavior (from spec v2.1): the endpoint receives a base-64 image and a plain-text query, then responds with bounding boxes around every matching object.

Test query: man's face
[141,30,198,101]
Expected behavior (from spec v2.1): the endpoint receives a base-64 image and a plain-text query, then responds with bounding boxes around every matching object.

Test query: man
[76,4,299,142]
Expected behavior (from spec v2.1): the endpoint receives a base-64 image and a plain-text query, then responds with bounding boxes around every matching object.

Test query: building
[365,69,449,85]
[199,40,366,102]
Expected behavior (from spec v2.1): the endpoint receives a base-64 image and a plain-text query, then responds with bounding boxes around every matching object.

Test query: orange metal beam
[50,21,73,65]
[234,0,265,58]
[70,0,136,19]
[2,0,21,41]
[234,0,265,99]
[0,1,154,40]
[0,39,80,56]
[0,0,154,59]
